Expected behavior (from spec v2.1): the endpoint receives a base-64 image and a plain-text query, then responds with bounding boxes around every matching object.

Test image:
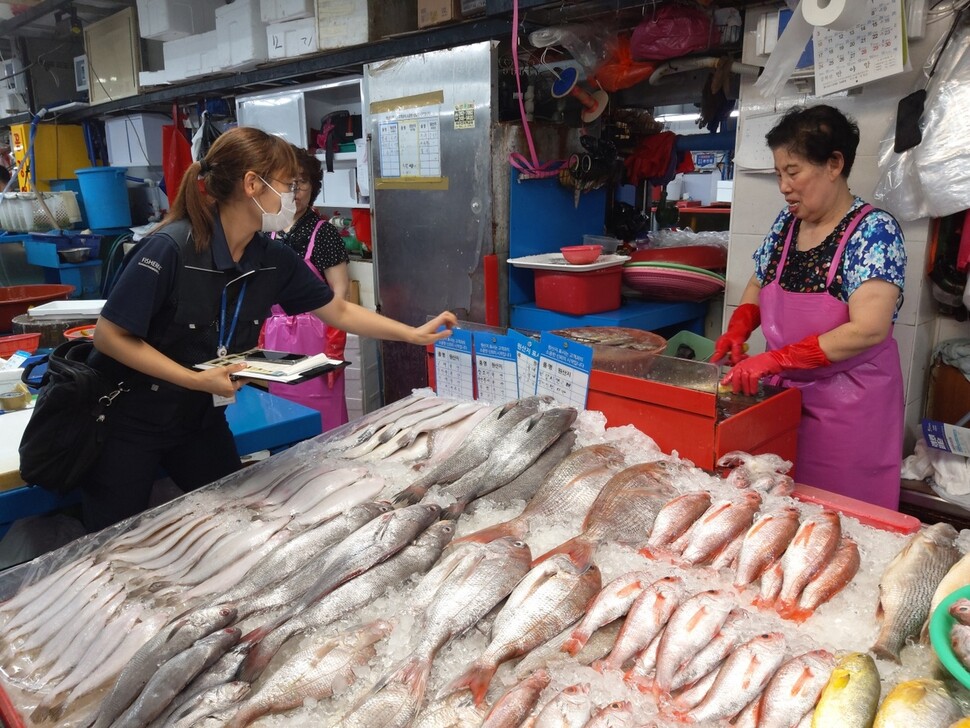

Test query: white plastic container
[260,0,313,23]
[163,31,221,80]
[216,0,269,69]
[105,114,168,167]
[267,17,318,59]
[135,0,221,42]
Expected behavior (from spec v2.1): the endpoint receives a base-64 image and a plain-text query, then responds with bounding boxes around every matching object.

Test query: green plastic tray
[929,584,970,689]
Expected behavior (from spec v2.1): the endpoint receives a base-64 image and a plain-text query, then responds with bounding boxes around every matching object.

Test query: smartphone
[244,349,308,364]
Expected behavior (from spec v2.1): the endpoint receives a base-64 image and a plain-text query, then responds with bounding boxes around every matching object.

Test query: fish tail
[623,669,654,693]
[452,520,523,545]
[777,603,813,623]
[442,499,468,521]
[590,657,614,674]
[870,637,901,663]
[532,536,594,569]
[561,631,589,656]
[446,660,497,706]
[392,483,428,507]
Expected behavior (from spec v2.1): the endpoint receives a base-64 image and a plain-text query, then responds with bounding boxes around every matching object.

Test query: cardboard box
[418,0,460,28]
[267,17,318,59]
[316,0,416,50]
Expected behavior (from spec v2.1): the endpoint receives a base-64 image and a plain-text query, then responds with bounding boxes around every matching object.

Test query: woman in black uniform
[85,127,455,531]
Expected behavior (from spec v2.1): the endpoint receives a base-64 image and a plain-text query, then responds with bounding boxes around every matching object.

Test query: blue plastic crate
[27,231,101,255]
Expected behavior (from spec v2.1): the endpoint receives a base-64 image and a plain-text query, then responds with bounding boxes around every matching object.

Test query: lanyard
[217,280,248,357]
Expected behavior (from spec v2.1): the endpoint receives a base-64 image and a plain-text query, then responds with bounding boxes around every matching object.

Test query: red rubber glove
[712,303,761,365]
[722,334,831,396]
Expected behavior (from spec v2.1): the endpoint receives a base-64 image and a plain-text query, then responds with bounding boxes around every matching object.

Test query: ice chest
[534,267,622,315]
[586,354,802,471]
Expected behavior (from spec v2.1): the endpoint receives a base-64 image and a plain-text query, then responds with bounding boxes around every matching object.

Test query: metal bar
[0,0,72,34]
[49,16,513,121]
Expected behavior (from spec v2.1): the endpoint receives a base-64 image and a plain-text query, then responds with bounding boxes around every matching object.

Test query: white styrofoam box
[105,113,169,167]
[267,17,317,59]
[321,167,358,209]
[216,0,269,70]
[138,70,173,86]
[164,31,221,80]
[260,0,313,23]
[716,180,734,203]
[136,0,221,42]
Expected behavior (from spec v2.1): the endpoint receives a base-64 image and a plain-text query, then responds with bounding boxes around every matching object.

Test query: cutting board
[0,409,30,490]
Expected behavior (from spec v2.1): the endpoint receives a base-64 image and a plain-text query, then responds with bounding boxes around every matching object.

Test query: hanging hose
[101,232,134,297]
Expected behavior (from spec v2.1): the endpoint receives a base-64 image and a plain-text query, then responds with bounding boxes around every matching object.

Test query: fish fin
[751,594,774,609]
[590,658,613,674]
[445,661,497,706]
[237,632,285,683]
[452,521,523,546]
[392,484,428,507]
[562,632,588,656]
[532,536,594,569]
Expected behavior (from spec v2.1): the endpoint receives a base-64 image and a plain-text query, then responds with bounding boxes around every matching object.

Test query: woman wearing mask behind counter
[262,144,351,431]
[86,127,456,532]
[714,105,906,510]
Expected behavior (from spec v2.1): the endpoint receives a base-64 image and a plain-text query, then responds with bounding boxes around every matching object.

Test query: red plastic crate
[0,333,40,358]
[534,266,622,315]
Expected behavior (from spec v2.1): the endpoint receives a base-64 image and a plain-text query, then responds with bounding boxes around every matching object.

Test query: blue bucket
[74,167,131,230]
[49,178,88,227]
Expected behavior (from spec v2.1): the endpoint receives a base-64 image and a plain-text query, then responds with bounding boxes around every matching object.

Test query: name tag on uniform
[213,392,235,407]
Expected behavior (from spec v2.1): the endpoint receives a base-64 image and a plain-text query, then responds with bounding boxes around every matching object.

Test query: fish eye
[513,540,527,548]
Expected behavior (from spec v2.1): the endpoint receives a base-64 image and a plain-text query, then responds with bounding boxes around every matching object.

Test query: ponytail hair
[156,126,299,252]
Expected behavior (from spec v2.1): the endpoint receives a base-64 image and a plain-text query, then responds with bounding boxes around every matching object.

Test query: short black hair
[291,144,323,205]
[766,105,860,178]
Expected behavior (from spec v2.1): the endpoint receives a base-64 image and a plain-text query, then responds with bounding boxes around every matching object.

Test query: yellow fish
[812,652,880,728]
[873,678,962,728]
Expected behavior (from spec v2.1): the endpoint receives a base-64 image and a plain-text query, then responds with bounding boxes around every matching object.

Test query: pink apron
[760,204,904,510]
[263,220,349,432]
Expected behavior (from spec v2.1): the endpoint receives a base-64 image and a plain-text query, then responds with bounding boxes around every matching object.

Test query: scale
[583,351,802,471]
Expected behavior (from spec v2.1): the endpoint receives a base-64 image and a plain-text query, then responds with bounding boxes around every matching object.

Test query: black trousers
[81,382,243,532]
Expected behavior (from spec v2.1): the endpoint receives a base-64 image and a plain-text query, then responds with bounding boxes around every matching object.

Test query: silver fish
[238,520,455,682]
[161,681,251,728]
[474,431,577,509]
[414,691,487,728]
[339,537,533,726]
[393,397,544,505]
[438,407,578,519]
[223,620,392,728]
[112,627,240,728]
[456,443,624,546]
[447,555,601,705]
[90,605,237,728]
[872,522,960,661]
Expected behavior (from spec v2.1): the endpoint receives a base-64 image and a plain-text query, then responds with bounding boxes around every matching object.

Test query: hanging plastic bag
[630,4,716,62]
[191,111,222,162]
[162,104,192,207]
[591,34,657,92]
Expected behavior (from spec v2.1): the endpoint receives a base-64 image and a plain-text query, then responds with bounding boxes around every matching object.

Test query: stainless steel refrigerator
[365,41,501,403]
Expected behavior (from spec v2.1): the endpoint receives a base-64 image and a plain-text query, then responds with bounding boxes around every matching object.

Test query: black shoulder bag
[18,339,127,495]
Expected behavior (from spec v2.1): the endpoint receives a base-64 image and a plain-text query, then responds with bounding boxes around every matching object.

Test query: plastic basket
[664,330,715,362]
[0,332,40,357]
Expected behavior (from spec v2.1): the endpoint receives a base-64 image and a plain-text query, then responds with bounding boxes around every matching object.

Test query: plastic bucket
[74,167,131,229]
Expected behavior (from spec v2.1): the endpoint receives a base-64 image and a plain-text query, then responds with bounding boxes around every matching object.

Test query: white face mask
[253,176,297,232]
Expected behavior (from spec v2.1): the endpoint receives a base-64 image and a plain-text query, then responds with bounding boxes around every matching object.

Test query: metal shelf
[0,16,513,126]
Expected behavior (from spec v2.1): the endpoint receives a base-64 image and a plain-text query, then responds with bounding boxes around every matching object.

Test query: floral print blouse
[753,197,906,319]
